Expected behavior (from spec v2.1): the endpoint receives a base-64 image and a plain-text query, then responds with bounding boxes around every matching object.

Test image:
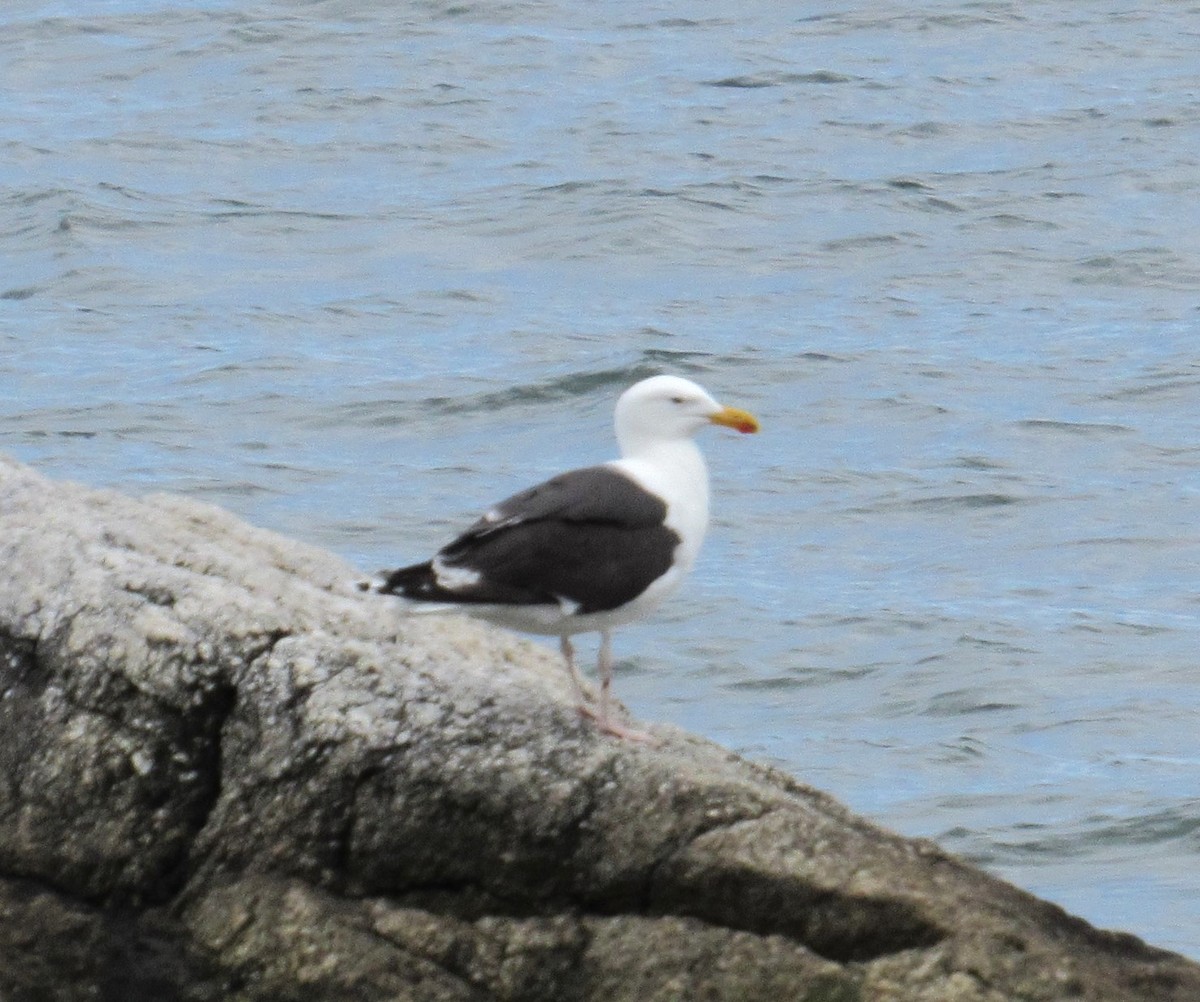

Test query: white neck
[612,437,710,570]
[620,435,706,485]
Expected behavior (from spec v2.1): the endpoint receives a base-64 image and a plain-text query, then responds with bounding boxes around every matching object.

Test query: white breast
[608,437,710,575]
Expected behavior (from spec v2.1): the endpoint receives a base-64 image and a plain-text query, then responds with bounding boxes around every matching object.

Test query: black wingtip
[376,561,436,598]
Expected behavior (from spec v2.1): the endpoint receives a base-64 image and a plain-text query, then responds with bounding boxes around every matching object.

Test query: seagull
[368,374,759,741]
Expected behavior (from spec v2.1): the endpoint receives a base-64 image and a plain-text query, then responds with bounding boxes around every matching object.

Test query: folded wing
[380,466,681,613]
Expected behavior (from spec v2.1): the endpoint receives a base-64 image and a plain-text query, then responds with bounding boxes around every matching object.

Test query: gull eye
[670,395,685,404]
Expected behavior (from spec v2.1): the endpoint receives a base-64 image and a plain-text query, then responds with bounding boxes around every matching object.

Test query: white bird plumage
[369,374,759,741]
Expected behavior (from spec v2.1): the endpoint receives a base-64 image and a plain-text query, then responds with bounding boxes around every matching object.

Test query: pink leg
[560,635,590,706]
[585,629,656,744]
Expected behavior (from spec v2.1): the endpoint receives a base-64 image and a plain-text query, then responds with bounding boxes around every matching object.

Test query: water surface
[3,0,1199,958]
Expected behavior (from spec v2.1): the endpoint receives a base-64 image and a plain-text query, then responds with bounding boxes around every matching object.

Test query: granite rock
[1,453,1197,1001]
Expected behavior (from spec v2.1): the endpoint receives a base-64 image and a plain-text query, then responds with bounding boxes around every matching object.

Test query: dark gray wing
[460,465,668,535]
[434,465,681,613]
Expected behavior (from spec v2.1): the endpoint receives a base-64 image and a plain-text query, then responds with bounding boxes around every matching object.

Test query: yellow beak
[709,405,760,435]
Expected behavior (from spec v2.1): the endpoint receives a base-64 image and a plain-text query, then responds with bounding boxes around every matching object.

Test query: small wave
[906,493,1023,511]
[705,70,855,88]
[820,233,906,253]
[727,674,812,692]
[1100,376,1200,401]
[1017,419,1132,435]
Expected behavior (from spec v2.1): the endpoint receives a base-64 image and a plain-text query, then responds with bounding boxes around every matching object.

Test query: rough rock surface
[0,452,1197,1002]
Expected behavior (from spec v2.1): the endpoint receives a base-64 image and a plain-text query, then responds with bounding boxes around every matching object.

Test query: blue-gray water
[4,0,1199,959]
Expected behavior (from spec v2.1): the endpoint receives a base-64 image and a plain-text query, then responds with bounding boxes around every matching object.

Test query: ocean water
[3,0,1199,959]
